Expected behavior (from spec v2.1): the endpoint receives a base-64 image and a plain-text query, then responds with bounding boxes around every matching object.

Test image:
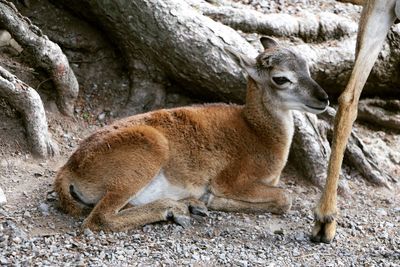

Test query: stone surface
[0,187,6,206]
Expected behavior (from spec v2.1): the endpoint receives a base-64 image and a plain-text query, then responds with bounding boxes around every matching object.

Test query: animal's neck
[243,79,294,147]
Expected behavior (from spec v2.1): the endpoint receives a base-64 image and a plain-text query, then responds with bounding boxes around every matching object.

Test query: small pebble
[273,229,284,235]
[98,113,106,121]
[0,187,6,206]
[84,228,93,237]
[39,202,49,214]
[376,208,387,216]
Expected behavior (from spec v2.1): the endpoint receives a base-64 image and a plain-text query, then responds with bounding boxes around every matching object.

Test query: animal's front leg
[206,182,292,215]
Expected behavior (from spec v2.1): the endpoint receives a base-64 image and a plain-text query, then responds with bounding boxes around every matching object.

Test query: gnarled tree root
[291,111,350,195]
[319,107,396,187]
[0,0,78,116]
[0,66,58,158]
[188,0,358,42]
[291,106,396,190]
[358,99,400,131]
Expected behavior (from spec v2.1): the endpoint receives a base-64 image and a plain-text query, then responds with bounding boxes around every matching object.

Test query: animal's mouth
[305,100,329,113]
[306,105,326,111]
[306,100,329,111]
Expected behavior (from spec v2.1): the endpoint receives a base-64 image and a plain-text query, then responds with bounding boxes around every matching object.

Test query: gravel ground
[0,180,399,266]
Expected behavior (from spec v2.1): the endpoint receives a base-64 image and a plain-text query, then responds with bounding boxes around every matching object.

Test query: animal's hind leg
[83,190,192,231]
[75,125,179,231]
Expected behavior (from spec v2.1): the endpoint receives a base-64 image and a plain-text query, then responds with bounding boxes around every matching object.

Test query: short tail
[54,166,89,217]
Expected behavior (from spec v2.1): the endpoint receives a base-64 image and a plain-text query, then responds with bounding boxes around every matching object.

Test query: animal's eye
[272,76,290,85]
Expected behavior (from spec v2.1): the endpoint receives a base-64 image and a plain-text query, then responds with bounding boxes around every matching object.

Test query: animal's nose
[313,84,329,102]
[317,91,329,102]
[309,79,329,103]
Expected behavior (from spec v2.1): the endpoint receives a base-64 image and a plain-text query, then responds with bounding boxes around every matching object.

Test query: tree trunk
[58,0,257,105]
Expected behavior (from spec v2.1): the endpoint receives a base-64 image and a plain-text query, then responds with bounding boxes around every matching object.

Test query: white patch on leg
[129,170,190,206]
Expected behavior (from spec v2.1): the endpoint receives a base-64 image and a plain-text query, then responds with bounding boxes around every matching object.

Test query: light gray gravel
[0,167,399,266]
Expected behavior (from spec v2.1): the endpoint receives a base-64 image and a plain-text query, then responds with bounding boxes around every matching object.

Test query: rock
[12,236,22,244]
[236,260,248,267]
[192,253,200,260]
[379,232,389,240]
[273,229,284,235]
[98,112,106,121]
[9,39,23,53]
[292,248,301,257]
[376,208,387,217]
[5,220,27,241]
[142,225,152,233]
[0,257,8,265]
[0,30,11,47]
[84,228,94,237]
[46,191,58,202]
[39,202,49,215]
[0,187,6,206]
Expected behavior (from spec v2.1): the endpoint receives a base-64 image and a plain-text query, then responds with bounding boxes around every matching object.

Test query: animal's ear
[260,37,278,50]
[224,46,261,82]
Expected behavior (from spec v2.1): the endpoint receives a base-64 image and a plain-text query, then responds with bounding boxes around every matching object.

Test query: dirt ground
[0,0,399,266]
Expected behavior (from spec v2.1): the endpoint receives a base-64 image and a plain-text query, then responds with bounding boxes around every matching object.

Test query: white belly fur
[129,170,190,206]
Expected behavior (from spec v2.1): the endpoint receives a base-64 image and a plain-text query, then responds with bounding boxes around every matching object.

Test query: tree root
[318,107,396,187]
[0,66,58,158]
[187,0,357,42]
[358,99,400,131]
[0,0,78,116]
[291,111,350,195]
[60,0,259,107]
[291,106,396,190]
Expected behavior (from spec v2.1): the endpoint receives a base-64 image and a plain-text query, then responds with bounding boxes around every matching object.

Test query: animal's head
[227,37,329,114]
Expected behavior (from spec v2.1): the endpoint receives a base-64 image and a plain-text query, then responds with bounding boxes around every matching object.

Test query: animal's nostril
[310,81,329,102]
[316,92,329,102]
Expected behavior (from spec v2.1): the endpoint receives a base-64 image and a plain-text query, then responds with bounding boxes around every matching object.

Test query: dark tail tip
[69,185,94,208]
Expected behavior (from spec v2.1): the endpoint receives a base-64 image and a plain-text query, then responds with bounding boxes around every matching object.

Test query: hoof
[166,211,191,228]
[189,204,209,217]
[310,220,336,244]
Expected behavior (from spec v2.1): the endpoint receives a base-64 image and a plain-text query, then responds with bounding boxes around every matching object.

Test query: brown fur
[55,38,328,231]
